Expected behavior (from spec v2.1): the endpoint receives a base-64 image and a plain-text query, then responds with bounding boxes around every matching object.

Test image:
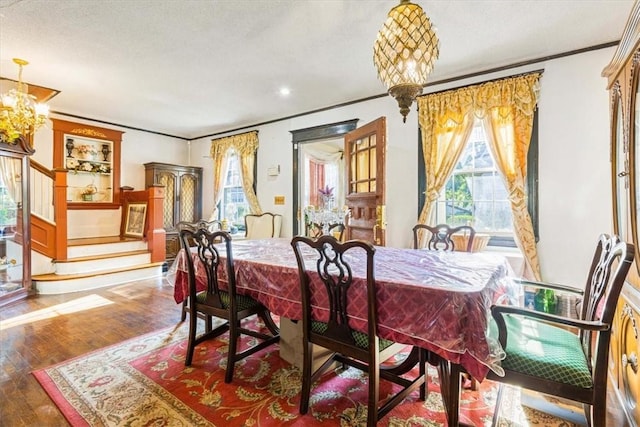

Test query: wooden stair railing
[30,160,68,260]
[29,161,165,264]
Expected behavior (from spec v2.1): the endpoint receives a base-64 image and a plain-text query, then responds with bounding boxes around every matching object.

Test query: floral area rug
[33,318,580,426]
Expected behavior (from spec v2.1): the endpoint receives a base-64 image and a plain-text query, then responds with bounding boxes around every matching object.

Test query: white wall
[32,115,188,238]
[189,47,616,287]
[30,47,616,286]
[189,97,419,248]
[536,48,614,285]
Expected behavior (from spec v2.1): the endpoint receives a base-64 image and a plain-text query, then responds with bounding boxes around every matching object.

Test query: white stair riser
[67,241,148,258]
[55,253,151,275]
[34,266,163,295]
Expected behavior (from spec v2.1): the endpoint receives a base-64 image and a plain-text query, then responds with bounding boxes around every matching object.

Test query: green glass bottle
[534,289,557,314]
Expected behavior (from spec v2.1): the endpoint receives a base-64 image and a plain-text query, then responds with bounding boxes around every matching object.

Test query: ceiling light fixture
[0,58,50,144]
[373,0,439,122]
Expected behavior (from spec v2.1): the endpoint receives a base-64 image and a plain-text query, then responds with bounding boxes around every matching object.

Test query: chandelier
[0,58,50,144]
[373,0,439,122]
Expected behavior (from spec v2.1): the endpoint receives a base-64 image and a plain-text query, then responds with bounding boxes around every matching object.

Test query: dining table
[169,237,519,426]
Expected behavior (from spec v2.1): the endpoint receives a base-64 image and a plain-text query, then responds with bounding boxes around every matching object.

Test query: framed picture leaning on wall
[124,202,147,238]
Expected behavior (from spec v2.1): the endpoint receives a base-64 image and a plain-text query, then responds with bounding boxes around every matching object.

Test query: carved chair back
[413,223,475,252]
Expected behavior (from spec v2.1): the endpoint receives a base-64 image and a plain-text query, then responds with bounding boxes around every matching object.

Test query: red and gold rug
[33,319,579,426]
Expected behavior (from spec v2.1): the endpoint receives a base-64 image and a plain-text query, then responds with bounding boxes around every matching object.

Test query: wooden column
[53,168,68,260]
[146,185,166,263]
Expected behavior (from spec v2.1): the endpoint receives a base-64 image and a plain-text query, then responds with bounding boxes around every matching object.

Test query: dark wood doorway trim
[291,119,358,236]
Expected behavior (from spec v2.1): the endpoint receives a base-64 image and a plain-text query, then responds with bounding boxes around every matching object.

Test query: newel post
[53,168,68,260]
[146,185,166,263]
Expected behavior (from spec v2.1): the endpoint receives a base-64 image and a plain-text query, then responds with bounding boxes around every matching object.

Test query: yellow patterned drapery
[480,74,541,280]
[417,87,475,238]
[416,72,542,280]
[209,131,262,218]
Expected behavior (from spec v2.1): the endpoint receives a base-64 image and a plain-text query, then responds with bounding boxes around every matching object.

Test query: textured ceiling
[0,0,634,139]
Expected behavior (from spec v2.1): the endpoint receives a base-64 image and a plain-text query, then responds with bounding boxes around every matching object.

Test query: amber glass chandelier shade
[373,0,439,122]
[0,58,49,143]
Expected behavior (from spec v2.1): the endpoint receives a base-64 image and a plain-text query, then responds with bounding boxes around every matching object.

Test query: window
[304,156,340,209]
[435,121,512,234]
[218,150,250,232]
[419,113,539,248]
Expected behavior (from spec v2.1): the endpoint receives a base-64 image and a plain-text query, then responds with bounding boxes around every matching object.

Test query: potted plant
[76,144,99,160]
[81,184,97,201]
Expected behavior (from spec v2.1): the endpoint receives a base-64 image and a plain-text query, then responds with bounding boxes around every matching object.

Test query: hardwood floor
[0,275,630,426]
[0,276,181,426]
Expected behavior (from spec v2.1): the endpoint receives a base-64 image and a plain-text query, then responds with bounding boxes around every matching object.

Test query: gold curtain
[416,88,475,246]
[478,74,541,280]
[209,130,262,217]
[416,72,542,279]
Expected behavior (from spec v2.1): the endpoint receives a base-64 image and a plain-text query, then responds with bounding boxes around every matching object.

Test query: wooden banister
[30,159,55,179]
[53,169,68,260]
[30,164,164,264]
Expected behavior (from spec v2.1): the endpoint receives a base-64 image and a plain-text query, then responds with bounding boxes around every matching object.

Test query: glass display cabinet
[602,2,640,424]
[51,119,123,209]
[0,135,32,306]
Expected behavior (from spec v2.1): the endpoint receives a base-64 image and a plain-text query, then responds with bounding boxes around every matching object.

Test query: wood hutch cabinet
[603,3,640,425]
[0,136,33,307]
[144,162,202,264]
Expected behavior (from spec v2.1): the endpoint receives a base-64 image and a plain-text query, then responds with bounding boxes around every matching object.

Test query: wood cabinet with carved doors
[144,162,202,264]
[603,3,640,425]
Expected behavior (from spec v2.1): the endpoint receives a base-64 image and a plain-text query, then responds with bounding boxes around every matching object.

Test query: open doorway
[290,119,358,236]
[299,139,347,237]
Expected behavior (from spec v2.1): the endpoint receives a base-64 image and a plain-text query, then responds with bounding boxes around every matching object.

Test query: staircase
[32,236,164,295]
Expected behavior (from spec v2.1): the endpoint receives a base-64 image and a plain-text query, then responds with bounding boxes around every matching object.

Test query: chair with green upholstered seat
[486,234,634,426]
[177,220,222,322]
[179,228,279,383]
[291,235,428,426]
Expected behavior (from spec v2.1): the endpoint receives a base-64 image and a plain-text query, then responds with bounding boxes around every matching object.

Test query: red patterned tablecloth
[169,238,517,381]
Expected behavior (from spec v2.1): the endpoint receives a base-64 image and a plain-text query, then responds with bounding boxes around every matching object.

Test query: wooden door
[344,117,386,245]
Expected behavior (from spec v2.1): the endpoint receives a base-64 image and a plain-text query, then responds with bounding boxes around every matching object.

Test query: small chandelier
[0,58,50,144]
[373,0,439,122]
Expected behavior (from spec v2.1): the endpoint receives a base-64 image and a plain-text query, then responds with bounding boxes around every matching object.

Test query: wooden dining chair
[244,212,282,239]
[308,222,345,241]
[412,223,475,251]
[484,234,634,426]
[413,223,478,389]
[306,222,323,238]
[327,222,346,241]
[177,220,222,322]
[291,235,428,426]
[179,228,280,383]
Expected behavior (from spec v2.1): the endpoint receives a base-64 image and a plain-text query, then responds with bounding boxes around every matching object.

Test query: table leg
[436,357,462,426]
[279,317,332,370]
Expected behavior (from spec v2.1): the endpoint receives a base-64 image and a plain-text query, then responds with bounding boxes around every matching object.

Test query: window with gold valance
[209,131,261,230]
[416,72,542,280]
